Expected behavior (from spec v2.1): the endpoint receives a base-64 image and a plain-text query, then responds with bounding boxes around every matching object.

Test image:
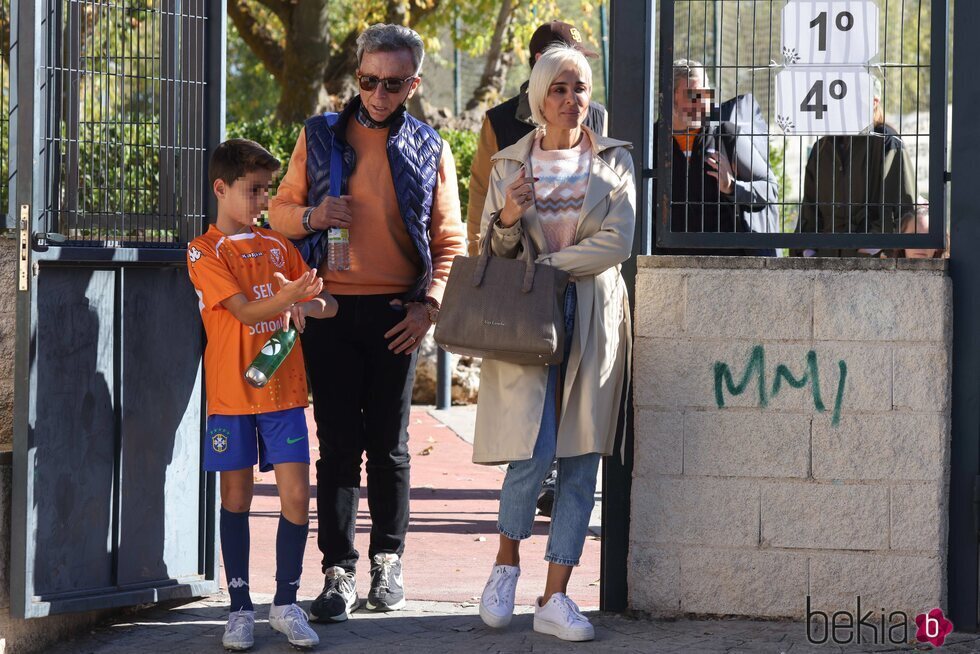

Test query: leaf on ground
[419,445,435,456]
[474,536,487,542]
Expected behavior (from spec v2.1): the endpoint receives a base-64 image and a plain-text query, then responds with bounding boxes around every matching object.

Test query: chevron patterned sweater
[530,134,592,253]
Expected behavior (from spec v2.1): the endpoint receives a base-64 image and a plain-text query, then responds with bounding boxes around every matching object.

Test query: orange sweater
[268,120,466,304]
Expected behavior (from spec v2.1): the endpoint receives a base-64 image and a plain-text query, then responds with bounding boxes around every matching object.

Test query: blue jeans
[496,284,601,566]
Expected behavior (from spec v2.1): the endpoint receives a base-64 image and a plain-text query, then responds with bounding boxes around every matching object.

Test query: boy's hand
[283,304,309,334]
[273,269,323,303]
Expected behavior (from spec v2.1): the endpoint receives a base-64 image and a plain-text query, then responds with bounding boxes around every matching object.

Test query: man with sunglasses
[269,23,465,623]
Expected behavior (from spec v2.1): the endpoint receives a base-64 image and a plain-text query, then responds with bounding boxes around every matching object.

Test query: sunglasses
[357,74,418,93]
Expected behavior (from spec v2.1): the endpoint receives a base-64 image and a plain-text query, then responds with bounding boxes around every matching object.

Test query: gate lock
[18,204,29,291]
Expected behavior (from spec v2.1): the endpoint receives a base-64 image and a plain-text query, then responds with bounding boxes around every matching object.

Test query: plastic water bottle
[244,327,298,388]
[327,227,351,271]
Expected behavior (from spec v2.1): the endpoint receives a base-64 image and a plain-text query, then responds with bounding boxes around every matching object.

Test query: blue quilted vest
[303,98,443,302]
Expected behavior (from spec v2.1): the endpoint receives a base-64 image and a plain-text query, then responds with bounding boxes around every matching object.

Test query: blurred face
[901,210,941,258]
[357,49,420,123]
[673,76,713,130]
[541,66,591,130]
[215,169,274,228]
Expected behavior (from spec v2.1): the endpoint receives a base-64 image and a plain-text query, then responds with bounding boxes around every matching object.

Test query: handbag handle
[473,211,538,293]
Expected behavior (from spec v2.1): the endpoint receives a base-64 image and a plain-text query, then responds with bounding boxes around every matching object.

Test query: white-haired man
[269,23,466,622]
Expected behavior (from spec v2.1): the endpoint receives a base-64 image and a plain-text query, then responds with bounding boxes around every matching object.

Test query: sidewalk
[41,406,980,653]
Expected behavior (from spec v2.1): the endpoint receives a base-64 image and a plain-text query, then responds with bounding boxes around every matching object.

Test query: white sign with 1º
[777,0,879,135]
[775,68,873,135]
[781,0,879,65]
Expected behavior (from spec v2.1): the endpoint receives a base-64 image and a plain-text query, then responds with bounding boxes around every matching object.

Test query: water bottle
[327,227,351,271]
[244,327,298,388]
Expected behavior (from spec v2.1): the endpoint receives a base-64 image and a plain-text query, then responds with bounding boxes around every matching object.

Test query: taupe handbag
[434,213,570,365]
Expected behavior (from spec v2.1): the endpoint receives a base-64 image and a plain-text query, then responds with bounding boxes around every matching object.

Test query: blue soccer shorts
[204,406,309,472]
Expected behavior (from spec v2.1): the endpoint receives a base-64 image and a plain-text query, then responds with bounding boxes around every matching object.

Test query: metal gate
[8,0,223,618]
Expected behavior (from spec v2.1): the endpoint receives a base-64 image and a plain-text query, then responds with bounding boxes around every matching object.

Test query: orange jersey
[187,225,311,416]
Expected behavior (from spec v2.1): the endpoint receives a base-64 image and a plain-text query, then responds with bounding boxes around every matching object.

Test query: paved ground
[45,593,980,653]
[39,406,980,653]
[245,406,600,608]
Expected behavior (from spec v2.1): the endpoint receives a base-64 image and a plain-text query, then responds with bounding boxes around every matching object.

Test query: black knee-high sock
[220,507,253,612]
[273,514,309,606]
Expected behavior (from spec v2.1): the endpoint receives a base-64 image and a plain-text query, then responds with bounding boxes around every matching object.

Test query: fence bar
[604,0,656,614]
[947,0,979,631]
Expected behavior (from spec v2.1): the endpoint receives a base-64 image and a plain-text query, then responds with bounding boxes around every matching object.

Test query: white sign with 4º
[775,68,874,135]
[782,0,879,65]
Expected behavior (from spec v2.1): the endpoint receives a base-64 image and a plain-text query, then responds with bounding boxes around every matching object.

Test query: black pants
[301,294,417,573]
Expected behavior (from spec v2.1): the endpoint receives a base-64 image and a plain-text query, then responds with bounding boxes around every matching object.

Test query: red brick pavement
[238,407,601,609]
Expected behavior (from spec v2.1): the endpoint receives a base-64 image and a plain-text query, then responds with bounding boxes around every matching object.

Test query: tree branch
[227,0,286,81]
[466,0,517,111]
[252,0,294,27]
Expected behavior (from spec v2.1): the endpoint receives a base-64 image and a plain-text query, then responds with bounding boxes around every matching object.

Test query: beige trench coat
[472,127,636,465]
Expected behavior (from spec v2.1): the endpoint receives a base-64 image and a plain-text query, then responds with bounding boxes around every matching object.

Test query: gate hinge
[18,205,29,291]
[944,170,952,183]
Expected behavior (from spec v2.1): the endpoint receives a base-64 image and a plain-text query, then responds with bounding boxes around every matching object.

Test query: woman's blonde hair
[527,44,593,127]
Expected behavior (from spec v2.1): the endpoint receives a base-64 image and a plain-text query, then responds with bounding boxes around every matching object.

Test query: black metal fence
[656,0,947,252]
[37,0,208,247]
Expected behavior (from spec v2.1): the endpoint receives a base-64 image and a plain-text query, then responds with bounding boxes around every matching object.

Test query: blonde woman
[473,44,635,642]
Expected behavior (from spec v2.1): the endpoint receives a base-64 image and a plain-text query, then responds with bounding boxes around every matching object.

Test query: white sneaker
[533,592,595,641]
[269,603,320,649]
[479,564,520,628]
[222,609,255,651]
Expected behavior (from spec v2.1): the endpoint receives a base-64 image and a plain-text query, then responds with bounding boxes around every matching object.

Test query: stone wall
[629,256,951,621]
[1,236,15,448]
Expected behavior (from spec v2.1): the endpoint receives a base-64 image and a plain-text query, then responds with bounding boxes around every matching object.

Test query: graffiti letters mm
[714,345,847,426]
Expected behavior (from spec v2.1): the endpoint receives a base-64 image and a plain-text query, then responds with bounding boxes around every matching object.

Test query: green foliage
[439,127,479,219]
[227,21,281,123]
[226,119,302,190]
[768,138,797,234]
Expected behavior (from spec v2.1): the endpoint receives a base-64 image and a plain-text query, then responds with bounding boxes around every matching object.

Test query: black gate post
[602,0,656,613]
[9,0,39,618]
[948,0,980,631]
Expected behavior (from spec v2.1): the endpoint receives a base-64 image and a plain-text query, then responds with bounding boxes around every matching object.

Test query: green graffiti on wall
[714,345,847,426]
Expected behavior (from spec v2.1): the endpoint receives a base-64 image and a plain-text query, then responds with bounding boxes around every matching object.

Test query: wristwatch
[301,206,316,233]
[422,297,440,323]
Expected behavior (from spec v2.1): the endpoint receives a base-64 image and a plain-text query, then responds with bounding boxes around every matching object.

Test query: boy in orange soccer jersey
[187,139,337,651]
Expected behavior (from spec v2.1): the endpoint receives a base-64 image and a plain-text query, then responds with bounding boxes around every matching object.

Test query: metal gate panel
[32,269,117,597]
[118,267,204,587]
[10,0,223,619]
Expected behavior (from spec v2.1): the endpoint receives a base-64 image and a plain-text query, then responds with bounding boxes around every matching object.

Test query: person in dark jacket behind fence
[794,80,917,257]
[652,59,778,256]
[269,23,466,623]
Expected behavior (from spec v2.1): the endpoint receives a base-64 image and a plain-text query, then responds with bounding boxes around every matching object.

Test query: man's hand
[273,269,323,304]
[309,195,353,231]
[705,149,735,194]
[384,300,431,355]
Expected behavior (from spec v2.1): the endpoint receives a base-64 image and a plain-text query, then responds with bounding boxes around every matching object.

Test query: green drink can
[244,326,298,388]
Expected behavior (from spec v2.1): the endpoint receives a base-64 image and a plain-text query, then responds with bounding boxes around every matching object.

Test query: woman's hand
[384,300,431,355]
[499,165,537,227]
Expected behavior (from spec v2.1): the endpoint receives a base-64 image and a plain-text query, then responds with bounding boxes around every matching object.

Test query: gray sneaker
[365,553,406,611]
[269,603,319,649]
[222,609,255,651]
[310,566,358,622]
